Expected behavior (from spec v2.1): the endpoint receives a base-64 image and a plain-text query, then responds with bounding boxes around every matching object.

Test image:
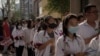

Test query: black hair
[44,16,53,24]
[35,18,41,22]
[77,15,84,21]
[3,17,8,21]
[16,22,22,29]
[42,16,54,30]
[63,14,78,38]
[84,5,96,13]
[27,20,33,29]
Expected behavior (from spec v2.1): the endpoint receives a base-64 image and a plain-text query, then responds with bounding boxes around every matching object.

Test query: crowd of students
[0,4,100,56]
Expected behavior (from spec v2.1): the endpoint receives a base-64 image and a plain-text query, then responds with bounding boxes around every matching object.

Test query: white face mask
[68,26,79,34]
[23,24,27,27]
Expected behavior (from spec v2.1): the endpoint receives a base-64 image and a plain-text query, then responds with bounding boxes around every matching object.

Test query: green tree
[45,0,70,16]
[11,10,21,22]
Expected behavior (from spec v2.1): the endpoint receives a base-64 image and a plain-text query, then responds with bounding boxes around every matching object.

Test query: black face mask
[48,23,57,29]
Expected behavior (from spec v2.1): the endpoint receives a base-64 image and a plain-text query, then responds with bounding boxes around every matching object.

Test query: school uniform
[77,20,99,48]
[12,29,25,56]
[23,28,35,56]
[87,35,100,56]
[55,22,63,36]
[34,30,59,56]
[55,35,86,56]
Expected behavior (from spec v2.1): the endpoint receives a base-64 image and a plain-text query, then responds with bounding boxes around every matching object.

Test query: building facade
[20,0,34,19]
[38,0,100,18]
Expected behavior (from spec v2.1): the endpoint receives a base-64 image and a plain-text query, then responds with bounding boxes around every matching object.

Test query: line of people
[0,4,100,56]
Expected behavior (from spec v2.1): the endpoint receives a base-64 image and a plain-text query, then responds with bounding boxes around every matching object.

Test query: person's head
[22,20,27,27]
[35,18,41,24]
[16,22,22,30]
[63,14,79,37]
[55,18,62,25]
[32,19,35,28]
[77,15,85,23]
[42,16,57,30]
[84,4,98,21]
[27,20,34,29]
[3,17,8,21]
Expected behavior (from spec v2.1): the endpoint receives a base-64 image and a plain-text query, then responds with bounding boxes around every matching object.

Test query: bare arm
[84,33,99,44]
[35,39,54,51]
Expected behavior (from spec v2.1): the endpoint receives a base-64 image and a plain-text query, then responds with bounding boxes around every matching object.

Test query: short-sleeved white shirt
[55,35,86,56]
[87,35,100,56]
[12,29,25,47]
[34,30,59,56]
[77,20,99,39]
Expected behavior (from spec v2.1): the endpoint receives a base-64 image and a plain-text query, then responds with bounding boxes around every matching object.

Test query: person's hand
[47,38,55,46]
[75,52,85,56]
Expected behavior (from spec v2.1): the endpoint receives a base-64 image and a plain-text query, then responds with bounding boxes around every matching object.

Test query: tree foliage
[45,0,70,15]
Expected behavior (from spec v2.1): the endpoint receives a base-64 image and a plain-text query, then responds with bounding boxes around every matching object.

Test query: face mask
[48,23,57,29]
[68,26,78,34]
[23,24,27,27]
[18,25,22,29]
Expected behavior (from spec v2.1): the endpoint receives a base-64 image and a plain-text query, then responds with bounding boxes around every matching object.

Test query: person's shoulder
[78,21,86,26]
[57,35,64,42]
[78,21,87,30]
[37,30,45,36]
[76,35,84,40]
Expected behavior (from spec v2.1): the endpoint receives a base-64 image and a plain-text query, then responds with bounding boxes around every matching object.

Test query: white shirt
[77,20,99,39]
[12,29,25,47]
[23,28,35,47]
[55,35,86,56]
[22,26,27,30]
[55,22,63,36]
[34,30,59,56]
[87,35,100,56]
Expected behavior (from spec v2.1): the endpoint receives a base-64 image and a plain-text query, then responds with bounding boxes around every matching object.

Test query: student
[55,18,63,36]
[86,34,100,56]
[23,20,35,56]
[22,20,28,30]
[12,22,25,56]
[77,5,99,46]
[55,14,86,56]
[34,16,59,56]
[87,22,100,56]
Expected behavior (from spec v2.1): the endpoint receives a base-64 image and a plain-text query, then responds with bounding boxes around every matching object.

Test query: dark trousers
[16,46,24,56]
[27,47,35,56]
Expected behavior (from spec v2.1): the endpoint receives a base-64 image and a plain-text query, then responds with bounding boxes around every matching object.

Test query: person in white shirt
[12,22,25,56]
[34,16,59,56]
[55,14,86,56]
[77,5,99,46]
[55,18,63,36]
[23,20,35,56]
[22,20,28,30]
[86,34,100,56]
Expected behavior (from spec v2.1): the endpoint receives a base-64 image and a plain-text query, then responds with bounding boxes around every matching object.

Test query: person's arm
[86,38,98,56]
[75,52,85,56]
[84,33,99,44]
[55,38,65,56]
[35,38,54,51]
